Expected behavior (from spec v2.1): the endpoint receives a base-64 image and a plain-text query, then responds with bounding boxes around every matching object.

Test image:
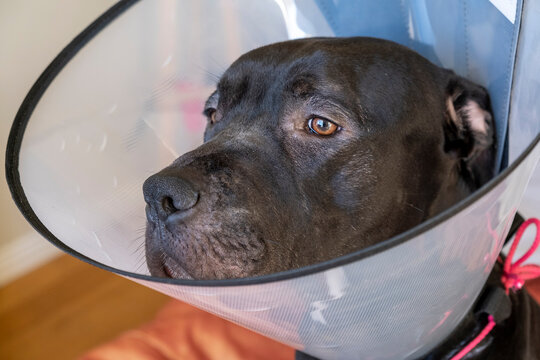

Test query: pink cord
[449,315,496,360]
[450,218,540,360]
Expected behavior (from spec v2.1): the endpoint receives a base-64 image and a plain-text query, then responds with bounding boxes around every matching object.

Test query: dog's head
[143,38,496,280]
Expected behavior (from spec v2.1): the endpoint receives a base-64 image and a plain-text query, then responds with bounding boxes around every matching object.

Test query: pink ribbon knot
[502,218,540,294]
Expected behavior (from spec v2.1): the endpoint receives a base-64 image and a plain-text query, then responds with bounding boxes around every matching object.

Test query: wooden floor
[0,254,169,360]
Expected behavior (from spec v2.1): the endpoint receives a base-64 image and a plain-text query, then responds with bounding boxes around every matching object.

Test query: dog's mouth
[161,255,193,280]
[145,216,270,280]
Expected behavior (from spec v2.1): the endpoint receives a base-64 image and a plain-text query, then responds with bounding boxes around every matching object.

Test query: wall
[0,0,116,285]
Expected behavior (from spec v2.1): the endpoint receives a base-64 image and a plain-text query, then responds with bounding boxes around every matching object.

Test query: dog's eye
[307,117,340,136]
[204,108,218,125]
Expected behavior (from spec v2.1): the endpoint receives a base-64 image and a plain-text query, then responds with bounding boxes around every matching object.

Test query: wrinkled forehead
[210,38,443,126]
[216,45,351,105]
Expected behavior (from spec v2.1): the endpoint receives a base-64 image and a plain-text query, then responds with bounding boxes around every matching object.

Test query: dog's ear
[444,74,496,187]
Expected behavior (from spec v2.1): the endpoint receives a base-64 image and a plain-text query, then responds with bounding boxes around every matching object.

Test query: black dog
[143,38,539,359]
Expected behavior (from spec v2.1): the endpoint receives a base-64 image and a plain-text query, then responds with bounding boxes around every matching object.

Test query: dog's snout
[143,174,199,220]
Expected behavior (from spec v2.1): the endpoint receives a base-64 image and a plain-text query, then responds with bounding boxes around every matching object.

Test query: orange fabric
[82,281,540,360]
[80,300,294,360]
[527,278,540,304]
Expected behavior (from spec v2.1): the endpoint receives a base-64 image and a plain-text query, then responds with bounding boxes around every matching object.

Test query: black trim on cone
[5,0,540,287]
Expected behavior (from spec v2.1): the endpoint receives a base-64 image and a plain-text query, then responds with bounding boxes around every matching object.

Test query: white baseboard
[0,232,61,287]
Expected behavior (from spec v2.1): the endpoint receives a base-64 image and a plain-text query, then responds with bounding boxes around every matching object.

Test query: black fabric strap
[475,286,512,323]
[505,212,525,246]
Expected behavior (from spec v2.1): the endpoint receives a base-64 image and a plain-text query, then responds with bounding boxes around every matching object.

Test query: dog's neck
[294,313,494,360]
[424,266,507,360]
[425,263,539,360]
[296,263,538,360]
[423,314,490,360]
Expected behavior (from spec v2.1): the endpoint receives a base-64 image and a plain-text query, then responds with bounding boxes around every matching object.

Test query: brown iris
[308,117,340,136]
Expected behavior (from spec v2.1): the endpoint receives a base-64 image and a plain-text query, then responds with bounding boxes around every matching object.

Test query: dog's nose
[143,174,199,220]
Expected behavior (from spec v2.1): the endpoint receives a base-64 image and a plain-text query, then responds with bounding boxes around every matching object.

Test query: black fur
[142,37,538,359]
